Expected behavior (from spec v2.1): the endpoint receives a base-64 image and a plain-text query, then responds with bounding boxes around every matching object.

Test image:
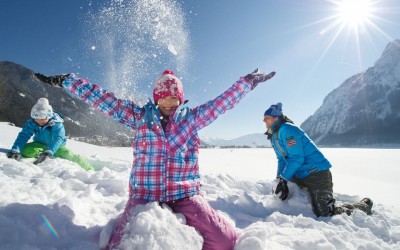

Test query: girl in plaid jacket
[35,69,275,250]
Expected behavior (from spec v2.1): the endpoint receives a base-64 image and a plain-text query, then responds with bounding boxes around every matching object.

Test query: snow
[167,44,177,55]
[85,0,190,96]
[1,122,400,249]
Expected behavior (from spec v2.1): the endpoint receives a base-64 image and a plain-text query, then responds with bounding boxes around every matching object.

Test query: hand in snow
[7,151,21,161]
[244,68,276,89]
[34,73,70,87]
[33,152,51,165]
[275,178,289,200]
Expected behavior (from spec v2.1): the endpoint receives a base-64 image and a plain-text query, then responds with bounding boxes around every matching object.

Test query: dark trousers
[292,170,335,217]
[292,170,370,217]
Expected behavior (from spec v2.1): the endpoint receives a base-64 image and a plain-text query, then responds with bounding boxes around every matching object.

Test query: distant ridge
[201,133,271,148]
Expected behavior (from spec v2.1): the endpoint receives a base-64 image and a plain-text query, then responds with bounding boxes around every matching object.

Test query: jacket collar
[264,116,294,139]
[144,99,190,129]
[34,112,64,129]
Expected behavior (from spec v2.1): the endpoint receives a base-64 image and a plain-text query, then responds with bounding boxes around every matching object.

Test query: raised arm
[192,69,276,130]
[34,73,141,130]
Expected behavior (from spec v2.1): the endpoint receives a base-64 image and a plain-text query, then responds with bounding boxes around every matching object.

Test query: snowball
[168,44,178,55]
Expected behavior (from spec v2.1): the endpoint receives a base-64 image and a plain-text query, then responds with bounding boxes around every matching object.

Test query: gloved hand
[7,151,21,161]
[244,68,276,89]
[33,152,51,165]
[275,177,289,200]
[34,73,70,87]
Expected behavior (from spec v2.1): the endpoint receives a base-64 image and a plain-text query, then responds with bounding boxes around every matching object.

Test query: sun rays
[335,0,373,29]
[300,0,397,75]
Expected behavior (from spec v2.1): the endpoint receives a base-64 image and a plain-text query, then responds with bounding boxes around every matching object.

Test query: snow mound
[1,122,400,249]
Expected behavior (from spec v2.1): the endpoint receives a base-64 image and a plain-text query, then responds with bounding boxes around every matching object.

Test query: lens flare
[41,214,59,239]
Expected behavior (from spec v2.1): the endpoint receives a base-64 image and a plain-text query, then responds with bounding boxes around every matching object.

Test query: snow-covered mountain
[201,133,271,148]
[301,40,400,147]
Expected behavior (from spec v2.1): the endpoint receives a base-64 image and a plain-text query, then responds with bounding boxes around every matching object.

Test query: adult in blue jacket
[263,102,373,217]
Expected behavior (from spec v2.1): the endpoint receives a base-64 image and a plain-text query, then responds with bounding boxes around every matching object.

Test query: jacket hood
[49,112,64,125]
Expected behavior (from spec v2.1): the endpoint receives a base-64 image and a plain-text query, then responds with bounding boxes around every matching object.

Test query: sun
[296,0,390,77]
[335,0,373,29]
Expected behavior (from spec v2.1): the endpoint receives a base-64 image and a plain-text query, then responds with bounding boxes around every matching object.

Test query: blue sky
[1,0,400,139]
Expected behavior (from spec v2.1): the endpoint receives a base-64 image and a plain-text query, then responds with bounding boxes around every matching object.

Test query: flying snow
[82,0,191,99]
[168,44,178,55]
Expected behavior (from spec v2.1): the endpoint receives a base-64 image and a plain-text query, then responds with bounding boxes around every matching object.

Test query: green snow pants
[292,170,371,217]
[21,142,94,171]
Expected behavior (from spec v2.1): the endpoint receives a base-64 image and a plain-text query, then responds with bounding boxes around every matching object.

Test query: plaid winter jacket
[63,74,252,202]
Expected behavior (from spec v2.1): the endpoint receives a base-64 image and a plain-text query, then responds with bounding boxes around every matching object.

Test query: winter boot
[360,197,373,215]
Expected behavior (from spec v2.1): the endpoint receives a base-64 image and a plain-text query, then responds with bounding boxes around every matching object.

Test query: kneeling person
[263,102,373,217]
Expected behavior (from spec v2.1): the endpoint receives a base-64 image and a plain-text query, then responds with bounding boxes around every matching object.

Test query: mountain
[201,133,271,148]
[0,61,134,146]
[300,40,400,147]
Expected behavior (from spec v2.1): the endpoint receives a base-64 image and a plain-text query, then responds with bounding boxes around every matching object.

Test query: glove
[275,178,289,200]
[34,73,70,87]
[244,68,276,89]
[7,151,21,161]
[33,152,51,165]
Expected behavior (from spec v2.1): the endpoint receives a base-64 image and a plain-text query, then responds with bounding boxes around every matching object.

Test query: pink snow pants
[106,195,237,250]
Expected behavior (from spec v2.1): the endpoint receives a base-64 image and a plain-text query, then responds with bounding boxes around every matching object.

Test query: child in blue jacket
[7,98,93,170]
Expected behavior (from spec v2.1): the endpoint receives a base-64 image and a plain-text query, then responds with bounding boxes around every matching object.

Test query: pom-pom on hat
[264,102,283,117]
[31,98,53,119]
[153,69,184,104]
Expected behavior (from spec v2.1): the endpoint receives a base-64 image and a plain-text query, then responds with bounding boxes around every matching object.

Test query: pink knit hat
[153,70,184,104]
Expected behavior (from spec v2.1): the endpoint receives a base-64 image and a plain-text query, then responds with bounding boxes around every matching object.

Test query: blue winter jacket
[11,113,66,155]
[268,119,332,180]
